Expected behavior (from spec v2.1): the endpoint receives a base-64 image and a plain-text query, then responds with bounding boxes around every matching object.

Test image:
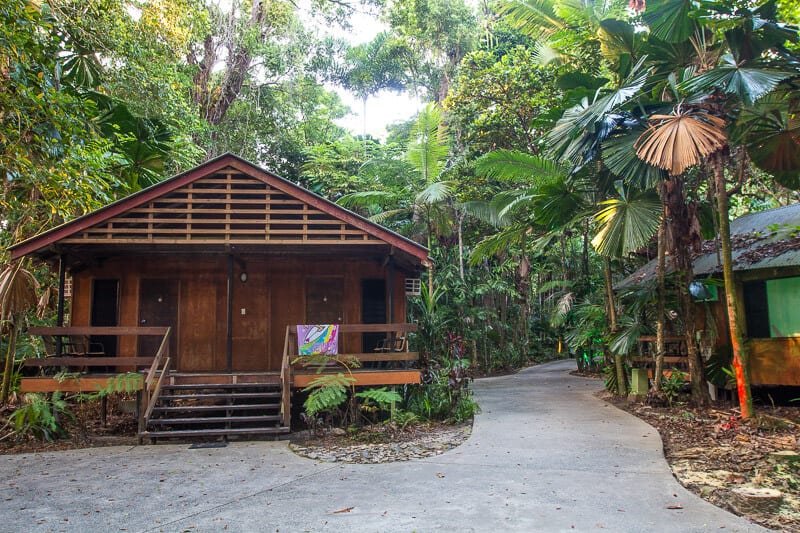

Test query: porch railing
[282,323,420,407]
[142,327,172,429]
[25,326,171,431]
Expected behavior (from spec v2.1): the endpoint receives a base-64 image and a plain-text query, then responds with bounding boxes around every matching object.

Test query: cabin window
[744,277,800,338]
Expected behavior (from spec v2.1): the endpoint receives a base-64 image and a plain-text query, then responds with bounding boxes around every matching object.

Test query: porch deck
[21,323,421,439]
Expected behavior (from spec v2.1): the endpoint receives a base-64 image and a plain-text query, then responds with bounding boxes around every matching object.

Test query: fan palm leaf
[679,54,794,106]
[0,261,38,322]
[643,0,696,43]
[602,129,668,189]
[415,181,455,205]
[738,94,800,189]
[634,109,727,176]
[591,182,662,257]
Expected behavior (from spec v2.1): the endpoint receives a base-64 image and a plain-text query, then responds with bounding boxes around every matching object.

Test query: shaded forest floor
[604,391,800,531]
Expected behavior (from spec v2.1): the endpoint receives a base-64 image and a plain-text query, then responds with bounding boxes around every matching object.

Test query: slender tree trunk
[457,210,465,282]
[1,319,19,403]
[604,257,625,396]
[582,220,590,280]
[654,198,667,393]
[713,155,753,418]
[427,230,434,302]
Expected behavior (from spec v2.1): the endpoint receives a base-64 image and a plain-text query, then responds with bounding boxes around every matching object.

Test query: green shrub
[7,392,71,441]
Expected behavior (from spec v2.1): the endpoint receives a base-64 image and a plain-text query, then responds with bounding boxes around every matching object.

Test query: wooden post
[56,255,66,357]
[226,254,233,373]
[387,259,395,324]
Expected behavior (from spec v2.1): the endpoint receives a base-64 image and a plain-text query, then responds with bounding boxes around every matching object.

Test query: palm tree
[633,0,800,417]
[338,103,456,298]
[0,260,39,403]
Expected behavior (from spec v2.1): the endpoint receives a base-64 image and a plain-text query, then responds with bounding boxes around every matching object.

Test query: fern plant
[302,373,354,418]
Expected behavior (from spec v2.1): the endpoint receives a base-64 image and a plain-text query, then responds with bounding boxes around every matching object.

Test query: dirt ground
[604,392,800,532]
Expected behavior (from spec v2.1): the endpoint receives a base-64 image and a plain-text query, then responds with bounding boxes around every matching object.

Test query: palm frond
[679,54,793,106]
[602,129,667,190]
[337,190,396,210]
[415,180,455,205]
[368,207,411,225]
[643,0,696,43]
[591,184,662,257]
[739,94,800,189]
[468,226,529,264]
[475,149,567,184]
[0,261,39,321]
[407,103,449,183]
[496,0,565,41]
[634,109,727,175]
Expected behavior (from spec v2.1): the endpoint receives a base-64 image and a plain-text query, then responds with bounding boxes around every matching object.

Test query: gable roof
[617,203,800,289]
[9,153,430,267]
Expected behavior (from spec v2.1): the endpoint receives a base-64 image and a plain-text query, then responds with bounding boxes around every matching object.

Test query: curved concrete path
[0,360,763,532]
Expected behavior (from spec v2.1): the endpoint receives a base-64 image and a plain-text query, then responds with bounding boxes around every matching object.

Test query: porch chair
[371,333,408,370]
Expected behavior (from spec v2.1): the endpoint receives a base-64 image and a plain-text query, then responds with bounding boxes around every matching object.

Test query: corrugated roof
[616,203,800,289]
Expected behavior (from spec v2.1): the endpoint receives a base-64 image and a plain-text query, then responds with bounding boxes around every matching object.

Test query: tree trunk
[604,257,625,396]
[1,319,19,403]
[457,210,465,282]
[582,220,590,280]
[664,177,709,405]
[654,199,667,392]
[714,155,753,418]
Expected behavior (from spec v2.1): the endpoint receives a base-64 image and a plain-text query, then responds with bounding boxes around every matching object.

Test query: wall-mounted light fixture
[240,272,248,283]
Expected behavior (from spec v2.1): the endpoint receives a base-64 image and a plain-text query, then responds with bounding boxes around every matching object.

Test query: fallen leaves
[332,507,354,514]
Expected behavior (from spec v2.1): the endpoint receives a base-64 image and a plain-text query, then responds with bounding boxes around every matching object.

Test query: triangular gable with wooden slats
[11,154,429,265]
[61,168,382,246]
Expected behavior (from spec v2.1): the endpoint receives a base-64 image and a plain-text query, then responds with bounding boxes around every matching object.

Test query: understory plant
[1,392,71,442]
[295,352,403,429]
[406,292,479,422]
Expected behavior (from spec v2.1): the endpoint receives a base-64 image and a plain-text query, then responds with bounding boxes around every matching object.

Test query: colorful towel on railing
[297,324,339,355]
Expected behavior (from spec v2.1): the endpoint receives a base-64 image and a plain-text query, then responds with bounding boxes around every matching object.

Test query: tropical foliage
[4,0,800,429]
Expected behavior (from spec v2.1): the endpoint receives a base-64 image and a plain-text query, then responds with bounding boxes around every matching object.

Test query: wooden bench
[634,336,691,381]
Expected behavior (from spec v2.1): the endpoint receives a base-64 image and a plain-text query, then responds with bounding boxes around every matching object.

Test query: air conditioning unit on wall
[405,278,421,296]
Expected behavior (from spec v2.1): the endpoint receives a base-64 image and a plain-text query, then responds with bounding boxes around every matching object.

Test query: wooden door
[90,279,119,356]
[306,277,344,324]
[232,271,270,371]
[361,278,386,352]
[137,279,178,358]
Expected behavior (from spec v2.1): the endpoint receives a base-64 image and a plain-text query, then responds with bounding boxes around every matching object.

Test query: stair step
[162,383,280,390]
[161,392,281,401]
[140,427,290,438]
[151,403,279,413]
[148,415,282,425]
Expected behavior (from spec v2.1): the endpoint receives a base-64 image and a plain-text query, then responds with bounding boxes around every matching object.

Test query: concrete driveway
[0,359,763,532]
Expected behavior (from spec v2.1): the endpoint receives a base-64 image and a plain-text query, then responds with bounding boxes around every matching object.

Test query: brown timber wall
[70,255,407,372]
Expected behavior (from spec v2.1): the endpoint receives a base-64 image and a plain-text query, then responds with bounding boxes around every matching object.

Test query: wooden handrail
[143,327,172,426]
[144,356,170,420]
[335,323,417,333]
[24,357,155,367]
[280,325,292,428]
[29,326,169,336]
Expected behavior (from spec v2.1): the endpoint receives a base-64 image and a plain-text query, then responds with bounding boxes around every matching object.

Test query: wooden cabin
[9,153,430,440]
[617,203,800,388]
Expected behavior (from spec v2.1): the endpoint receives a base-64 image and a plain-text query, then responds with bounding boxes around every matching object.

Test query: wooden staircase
[139,380,290,442]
